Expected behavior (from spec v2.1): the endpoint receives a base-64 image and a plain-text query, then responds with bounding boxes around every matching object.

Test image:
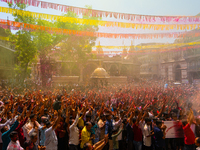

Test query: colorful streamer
[0,36,9,41]
[1,19,200,39]
[1,33,200,56]
[1,7,200,30]
[93,45,200,56]
[1,0,200,23]
[95,41,200,49]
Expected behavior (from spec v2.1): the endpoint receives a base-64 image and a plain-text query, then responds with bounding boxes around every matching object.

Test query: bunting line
[1,19,200,39]
[1,7,200,30]
[1,0,200,23]
[92,45,200,56]
[95,41,200,49]
[1,34,200,56]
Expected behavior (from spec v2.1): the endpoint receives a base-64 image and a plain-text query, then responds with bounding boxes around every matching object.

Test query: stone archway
[174,64,181,82]
[120,65,128,76]
[109,64,118,76]
[83,63,98,83]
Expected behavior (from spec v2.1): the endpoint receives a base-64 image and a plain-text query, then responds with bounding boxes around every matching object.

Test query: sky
[0,0,200,53]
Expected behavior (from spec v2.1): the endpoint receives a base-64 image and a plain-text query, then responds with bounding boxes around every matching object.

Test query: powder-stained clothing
[112,129,122,150]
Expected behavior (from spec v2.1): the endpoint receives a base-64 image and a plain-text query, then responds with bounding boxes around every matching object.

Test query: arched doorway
[83,63,98,83]
[175,64,181,82]
[109,65,118,76]
[120,65,128,76]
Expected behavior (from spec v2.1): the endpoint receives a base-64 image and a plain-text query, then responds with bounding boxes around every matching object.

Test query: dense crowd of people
[0,81,200,150]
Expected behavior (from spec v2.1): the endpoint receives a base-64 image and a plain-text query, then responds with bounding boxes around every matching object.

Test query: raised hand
[58,109,62,117]
[77,107,81,116]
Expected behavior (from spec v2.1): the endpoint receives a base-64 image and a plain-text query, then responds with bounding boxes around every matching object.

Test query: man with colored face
[7,131,23,150]
[24,132,38,150]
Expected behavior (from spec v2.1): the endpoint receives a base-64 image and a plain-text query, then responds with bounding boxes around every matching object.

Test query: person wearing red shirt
[132,109,143,150]
[15,105,32,148]
[182,109,195,150]
[132,119,143,150]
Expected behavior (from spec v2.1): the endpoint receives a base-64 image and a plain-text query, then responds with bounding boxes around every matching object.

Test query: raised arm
[52,110,61,130]
[93,136,108,150]
[65,107,69,124]
[112,128,123,138]
[187,109,194,125]
[128,110,134,125]
[3,120,19,136]
[80,106,87,119]
[156,98,166,118]
[69,107,80,129]
[113,118,122,129]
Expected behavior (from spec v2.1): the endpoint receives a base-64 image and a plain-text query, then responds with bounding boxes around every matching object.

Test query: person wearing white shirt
[143,118,154,150]
[115,112,124,150]
[98,115,106,141]
[24,114,41,143]
[7,131,23,150]
[112,116,122,130]
[44,110,61,150]
[69,107,81,150]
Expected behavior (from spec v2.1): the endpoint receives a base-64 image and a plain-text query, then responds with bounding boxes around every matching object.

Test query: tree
[6,2,99,86]
[56,6,99,82]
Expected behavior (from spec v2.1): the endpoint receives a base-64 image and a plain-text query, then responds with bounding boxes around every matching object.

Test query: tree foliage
[6,3,99,86]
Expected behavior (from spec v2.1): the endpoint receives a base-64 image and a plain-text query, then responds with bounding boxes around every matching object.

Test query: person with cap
[80,122,93,149]
[153,119,167,150]
[7,131,23,150]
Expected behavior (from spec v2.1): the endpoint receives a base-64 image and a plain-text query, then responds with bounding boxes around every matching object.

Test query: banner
[164,121,184,138]
[1,19,200,39]
[1,0,200,23]
[1,7,200,30]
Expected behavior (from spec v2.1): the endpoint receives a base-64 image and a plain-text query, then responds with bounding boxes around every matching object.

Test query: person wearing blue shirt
[1,120,19,150]
[91,122,99,144]
[39,126,47,146]
[126,122,133,150]
[105,114,113,150]
[153,120,167,150]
